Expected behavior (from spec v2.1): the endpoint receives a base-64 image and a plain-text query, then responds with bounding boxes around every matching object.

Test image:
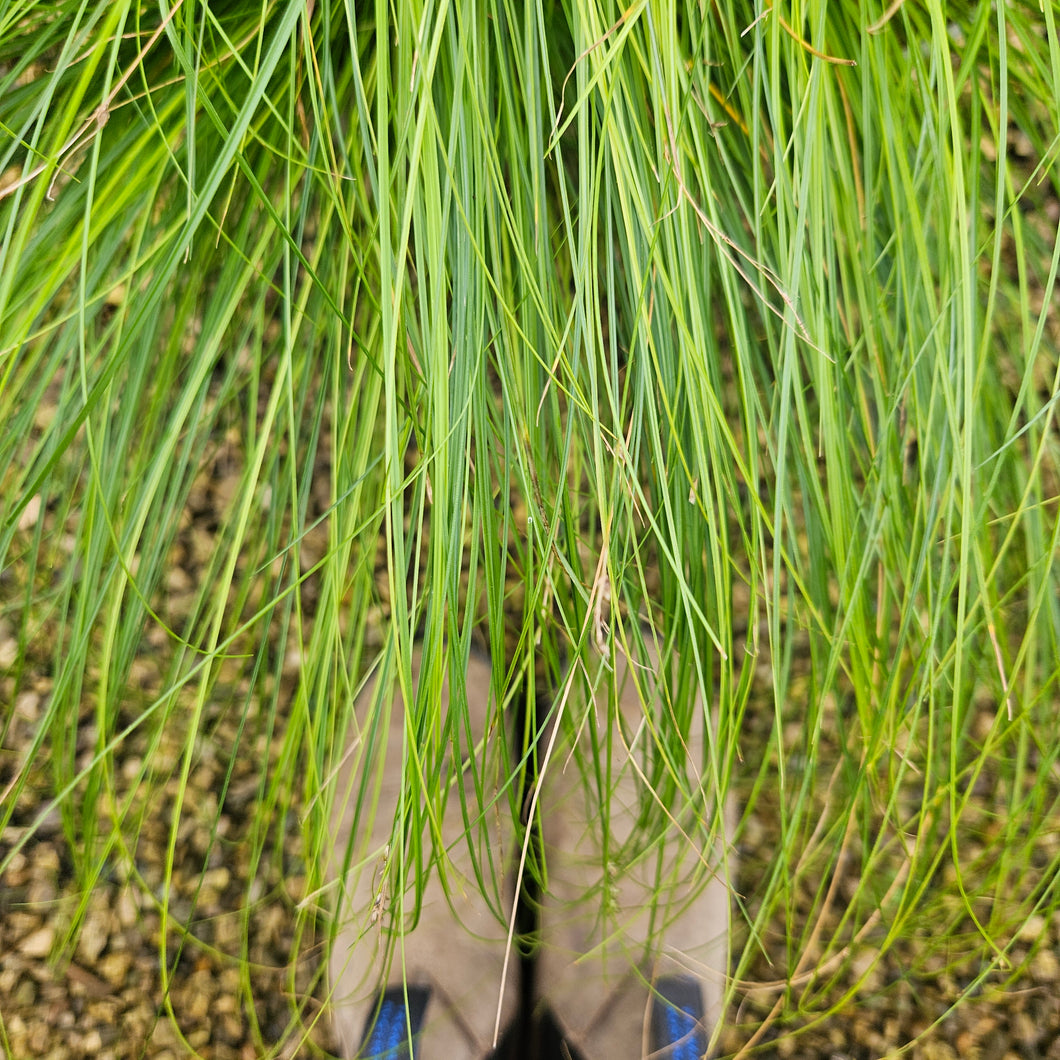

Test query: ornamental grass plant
[2,1,1059,1056]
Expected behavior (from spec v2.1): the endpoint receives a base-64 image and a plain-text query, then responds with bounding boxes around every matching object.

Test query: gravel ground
[5,658,1060,1060]
[3,450,1060,1060]
[1,441,335,1060]
[0,696,329,1060]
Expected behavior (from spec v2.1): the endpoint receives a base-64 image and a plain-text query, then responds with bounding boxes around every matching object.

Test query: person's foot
[328,646,520,1059]
[535,635,732,1060]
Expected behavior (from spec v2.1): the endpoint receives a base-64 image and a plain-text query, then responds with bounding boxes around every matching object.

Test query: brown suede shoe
[536,637,732,1060]
[327,646,520,1059]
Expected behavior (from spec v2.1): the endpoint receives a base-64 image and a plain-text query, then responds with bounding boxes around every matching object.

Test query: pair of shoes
[326,637,731,1060]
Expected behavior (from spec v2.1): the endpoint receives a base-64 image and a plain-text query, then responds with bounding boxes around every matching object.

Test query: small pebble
[98,951,132,987]
[19,925,54,958]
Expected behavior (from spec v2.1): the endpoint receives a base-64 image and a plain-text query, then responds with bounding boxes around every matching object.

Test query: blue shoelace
[359,984,431,1060]
[649,975,708,1060]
